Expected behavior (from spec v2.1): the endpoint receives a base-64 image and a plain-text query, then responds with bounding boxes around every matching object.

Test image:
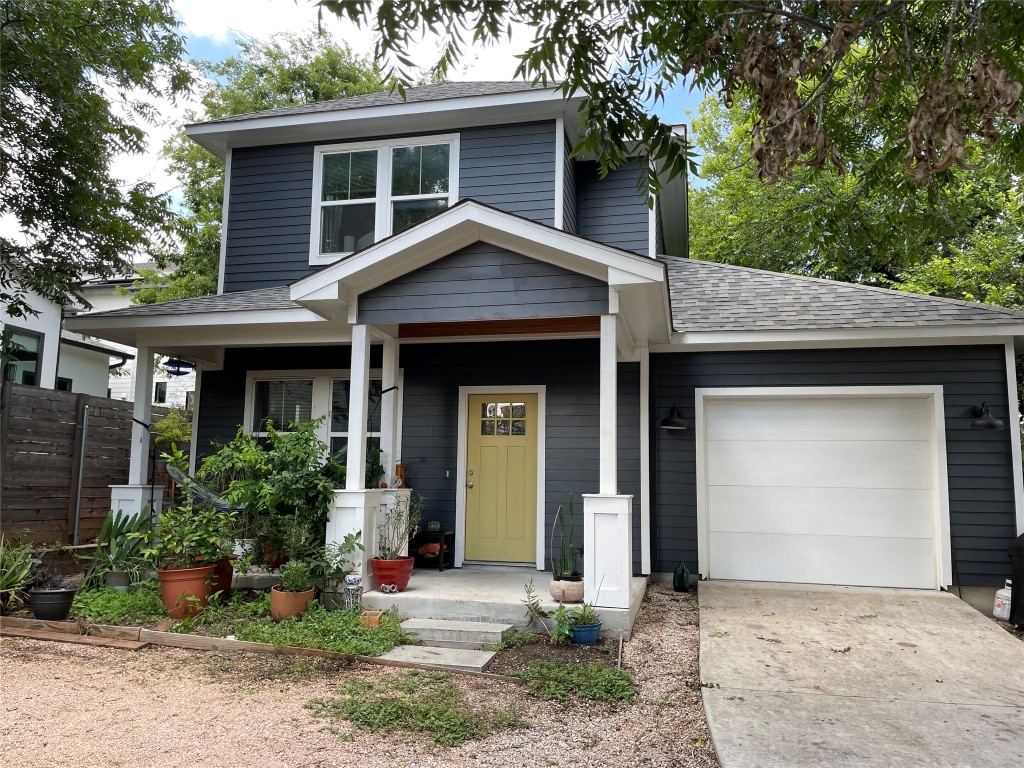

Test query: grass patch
[172,591,271,635]
[483,629,541,652]
[71,586,167,625]
[236,606,405,656]
[306,670,525,746]
[516,660,636,703]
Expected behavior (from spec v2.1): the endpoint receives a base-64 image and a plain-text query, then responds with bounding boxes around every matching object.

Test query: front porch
[360,565,649,640]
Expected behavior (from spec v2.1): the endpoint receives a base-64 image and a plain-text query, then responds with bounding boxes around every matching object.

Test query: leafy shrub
[516,661,636,703]
[0,535,39,613]
[236,606,404,656]
[71,586,167,625]
[306,670,525,746]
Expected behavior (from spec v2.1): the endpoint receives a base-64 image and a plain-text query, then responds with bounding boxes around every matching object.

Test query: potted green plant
[568,601,603,645]
[152,408,192,471]
[316,531,364,610]
[0,535,40,614]
[136,503,235,619]
[270,558,317,621]
[369,492,423,592]
[27,565,81,621]
[549,492,584,602]
[84,510,150,591]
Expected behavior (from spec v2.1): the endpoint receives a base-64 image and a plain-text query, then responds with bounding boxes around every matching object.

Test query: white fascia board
[186,90,582,159]
[217,149,232,294]
[291,201,666,302]
[653,324,1024,352]
[68,307,324,332]
[554,118,565,230]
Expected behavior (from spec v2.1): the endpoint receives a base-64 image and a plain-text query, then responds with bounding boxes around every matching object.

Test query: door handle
[467,482,474,489]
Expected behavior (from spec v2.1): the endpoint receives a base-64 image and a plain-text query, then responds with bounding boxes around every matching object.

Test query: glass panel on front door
[479,401,527,437]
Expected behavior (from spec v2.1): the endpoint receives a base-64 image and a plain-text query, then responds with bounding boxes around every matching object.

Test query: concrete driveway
[699,581,1024,768]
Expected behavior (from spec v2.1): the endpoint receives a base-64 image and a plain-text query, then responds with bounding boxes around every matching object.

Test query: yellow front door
[465,394,538,563]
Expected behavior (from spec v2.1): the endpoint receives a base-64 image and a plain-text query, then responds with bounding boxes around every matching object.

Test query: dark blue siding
[225,144,317,292]
[562,135,577,234]
[459,122,556,225]
[576,160,649,255]
[651,346,1018,587]
[400,340,643,574]
[358,242,607,324]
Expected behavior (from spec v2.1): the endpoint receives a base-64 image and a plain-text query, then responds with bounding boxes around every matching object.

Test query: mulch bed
[991,616,1024,640]
[487,633,618,674]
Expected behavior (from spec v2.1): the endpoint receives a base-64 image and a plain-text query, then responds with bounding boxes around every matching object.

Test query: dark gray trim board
[651,345,1017,587]
[357,241,608,324]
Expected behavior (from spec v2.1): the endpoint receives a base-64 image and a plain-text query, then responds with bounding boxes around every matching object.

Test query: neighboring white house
[76,271,196,408]
[1,289,126,396]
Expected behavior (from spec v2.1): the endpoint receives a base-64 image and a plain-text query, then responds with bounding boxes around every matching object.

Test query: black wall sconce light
[970,402,1005,430]
[163,358,195,376]
[660,404,687,430]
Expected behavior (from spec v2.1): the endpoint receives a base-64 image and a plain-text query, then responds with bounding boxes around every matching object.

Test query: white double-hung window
[310,135,459,264]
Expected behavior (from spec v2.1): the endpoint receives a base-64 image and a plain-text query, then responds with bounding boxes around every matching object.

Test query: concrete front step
[378,644,495,673]
[401,618,513,649]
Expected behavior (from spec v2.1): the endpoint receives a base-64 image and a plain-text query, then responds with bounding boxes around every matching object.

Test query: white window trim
[309,133,460,266]
[455,385,547,570]
[693,385,952,589]
[243,369,392,455]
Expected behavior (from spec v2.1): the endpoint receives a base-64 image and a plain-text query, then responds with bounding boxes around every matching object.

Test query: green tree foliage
[322,0,1024,191]
[0,0,191,317]
[689,95,1023,286]
[132,30,386,304]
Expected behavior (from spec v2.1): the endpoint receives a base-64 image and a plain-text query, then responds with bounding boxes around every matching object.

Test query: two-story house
[68,81,1024,610]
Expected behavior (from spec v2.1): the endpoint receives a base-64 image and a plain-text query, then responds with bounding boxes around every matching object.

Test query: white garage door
[703,395,940,589]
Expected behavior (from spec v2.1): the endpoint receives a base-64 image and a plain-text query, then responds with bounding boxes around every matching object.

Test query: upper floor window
[1,327,42,386]
[310,135,459,265]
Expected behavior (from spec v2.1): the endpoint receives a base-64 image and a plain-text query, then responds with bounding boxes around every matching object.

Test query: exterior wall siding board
[224,123,561,292]
[358,242,607,324]
[576,158,649,255]
[459,122,556,226]
[651,345,1017,587]
[400,340,643,574]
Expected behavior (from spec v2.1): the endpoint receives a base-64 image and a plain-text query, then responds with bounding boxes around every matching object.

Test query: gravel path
[0,584,717,767]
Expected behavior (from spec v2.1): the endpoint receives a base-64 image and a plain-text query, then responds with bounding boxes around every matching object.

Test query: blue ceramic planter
[570,620,602,645]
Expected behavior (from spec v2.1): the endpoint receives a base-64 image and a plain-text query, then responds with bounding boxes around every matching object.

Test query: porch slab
[362,567,648,640]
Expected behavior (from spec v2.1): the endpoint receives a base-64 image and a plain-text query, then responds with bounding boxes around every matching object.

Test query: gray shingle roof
[78,287,297,318]
[195,81,553,127]
[662,256,1024,332]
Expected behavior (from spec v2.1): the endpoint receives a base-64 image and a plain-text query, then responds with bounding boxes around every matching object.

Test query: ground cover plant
[483,629,540,652]
[235,606,405,656]
[70,586,167,625]
[516,660,636,703]
[305,670,526,746]
[171,590,271,635]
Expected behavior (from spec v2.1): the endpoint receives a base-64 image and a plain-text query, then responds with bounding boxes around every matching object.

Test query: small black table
[411,530,455,572]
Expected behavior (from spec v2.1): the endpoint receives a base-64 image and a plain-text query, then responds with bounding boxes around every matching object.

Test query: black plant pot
[28,588,78,621]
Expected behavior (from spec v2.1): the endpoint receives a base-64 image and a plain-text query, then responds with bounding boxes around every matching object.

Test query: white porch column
[599,313,617,494]
[110,345,163,518]
[583,314,632,608]
[346,324,371,491]
[327,488,411,588]
[583,493,633,608]
[379,336,399,485]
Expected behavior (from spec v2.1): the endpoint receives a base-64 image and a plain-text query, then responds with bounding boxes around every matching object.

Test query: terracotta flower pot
[157,564,215,619]
[549,578,584,603]
[270,584,314,622]
[211,556,237,596]
[370,556,414,592]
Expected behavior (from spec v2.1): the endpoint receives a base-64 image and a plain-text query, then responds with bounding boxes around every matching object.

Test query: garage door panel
[702,394,941,590]
[706,398,931,442]
[707,439,932,490]
[709,531,937,589]
[707,486,935,539]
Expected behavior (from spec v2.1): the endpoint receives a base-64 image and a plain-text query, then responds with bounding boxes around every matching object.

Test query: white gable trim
[291,201,665,302]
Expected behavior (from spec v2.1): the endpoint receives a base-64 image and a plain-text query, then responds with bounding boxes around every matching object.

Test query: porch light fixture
[660,405,687,430]
[163,358,195,376]
[970,402,1005,430]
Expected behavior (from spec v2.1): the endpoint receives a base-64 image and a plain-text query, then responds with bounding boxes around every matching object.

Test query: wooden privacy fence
[0,383,167,544]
